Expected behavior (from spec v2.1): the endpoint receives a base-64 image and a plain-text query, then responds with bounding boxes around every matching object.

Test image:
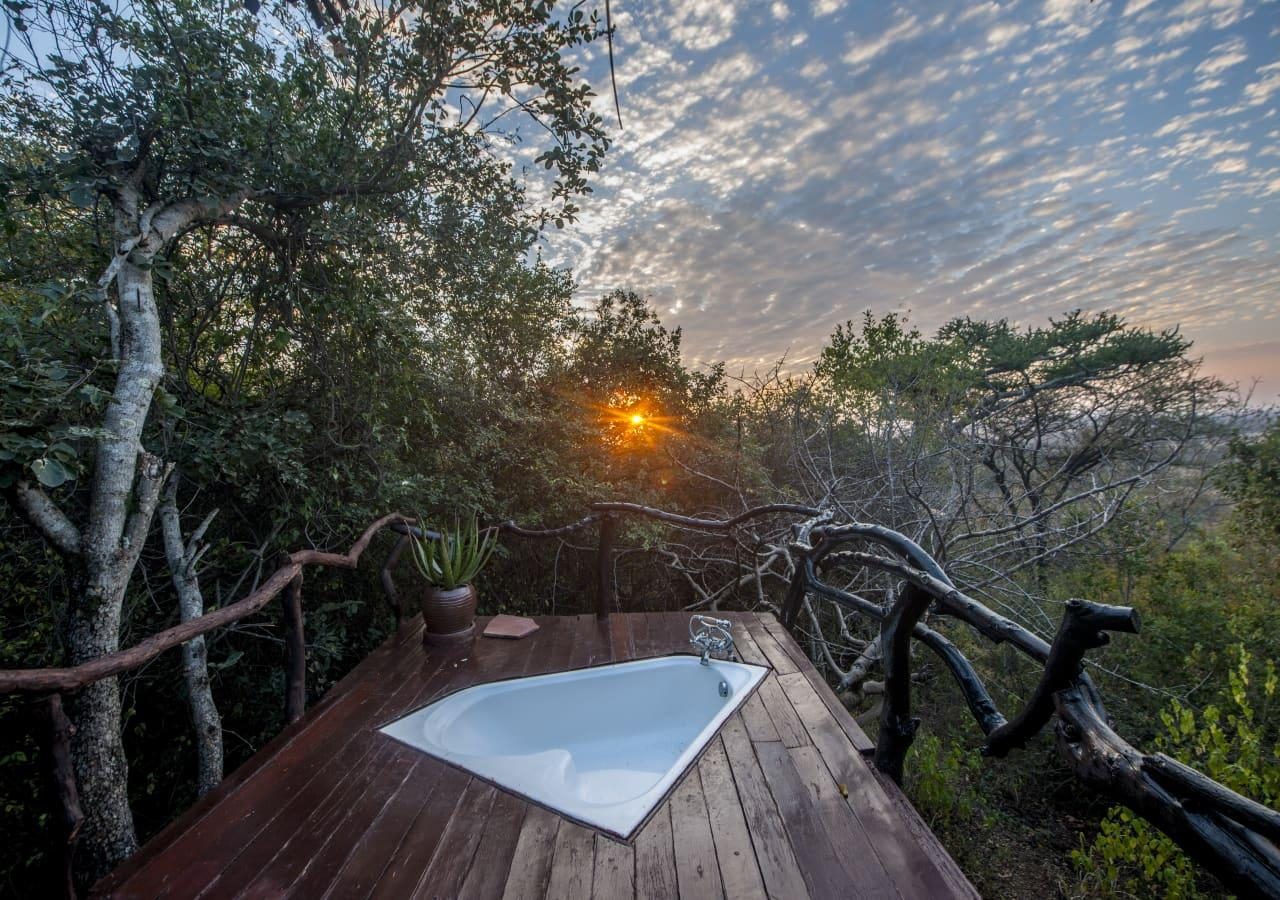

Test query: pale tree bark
[158,477,223,796]
[66,240,168,877]
[5,181,230,882]
[61,185,254,882]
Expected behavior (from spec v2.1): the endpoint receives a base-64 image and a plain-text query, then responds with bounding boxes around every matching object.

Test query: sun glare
[630,413,645,425]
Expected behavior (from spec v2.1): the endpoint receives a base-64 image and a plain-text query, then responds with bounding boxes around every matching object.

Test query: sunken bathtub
[379,654,768,837]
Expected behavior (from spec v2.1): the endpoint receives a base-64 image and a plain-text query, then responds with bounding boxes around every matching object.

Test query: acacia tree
[650,312,1237,702]
[0,0,608,880]
[804,312,1237,670]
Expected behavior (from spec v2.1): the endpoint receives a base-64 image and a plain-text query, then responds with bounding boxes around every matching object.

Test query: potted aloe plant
[409,516,499,643]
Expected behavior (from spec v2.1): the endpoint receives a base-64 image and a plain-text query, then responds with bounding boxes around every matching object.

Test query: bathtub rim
[374,651,771,841]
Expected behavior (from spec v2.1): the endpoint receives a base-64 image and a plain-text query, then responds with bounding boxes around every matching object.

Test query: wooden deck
[92,613,977,899]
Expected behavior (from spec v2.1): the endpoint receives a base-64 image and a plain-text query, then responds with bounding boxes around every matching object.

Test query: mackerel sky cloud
[530,0,1280,392]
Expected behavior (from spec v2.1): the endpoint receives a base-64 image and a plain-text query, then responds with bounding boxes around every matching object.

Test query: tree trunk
[158,480,223,796]
[68,220,166,881]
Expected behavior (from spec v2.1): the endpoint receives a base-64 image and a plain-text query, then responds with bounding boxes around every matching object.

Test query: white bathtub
[379,654,768,837]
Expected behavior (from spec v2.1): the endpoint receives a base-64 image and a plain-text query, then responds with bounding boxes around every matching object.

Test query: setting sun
[630,413,645,426]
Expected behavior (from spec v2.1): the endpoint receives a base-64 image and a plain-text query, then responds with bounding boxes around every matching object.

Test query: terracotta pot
[422,584,477,644]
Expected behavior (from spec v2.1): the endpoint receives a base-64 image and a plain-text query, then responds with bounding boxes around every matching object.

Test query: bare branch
[11,480,81,556]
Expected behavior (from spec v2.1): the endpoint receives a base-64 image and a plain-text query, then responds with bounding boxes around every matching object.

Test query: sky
[527,0,1280,395]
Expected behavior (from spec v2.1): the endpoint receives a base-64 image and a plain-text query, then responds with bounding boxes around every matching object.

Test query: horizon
[531,0,1280,398]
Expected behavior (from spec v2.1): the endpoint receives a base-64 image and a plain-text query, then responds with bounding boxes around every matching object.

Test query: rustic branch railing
[1,502,1276,898]
[0,511,415,898]
[781,518,1280,899]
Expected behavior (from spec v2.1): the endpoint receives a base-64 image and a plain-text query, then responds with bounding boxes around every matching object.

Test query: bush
[1073,645,1279,898]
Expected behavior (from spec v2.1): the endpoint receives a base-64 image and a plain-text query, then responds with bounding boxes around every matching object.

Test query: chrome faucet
[689,615,735,665]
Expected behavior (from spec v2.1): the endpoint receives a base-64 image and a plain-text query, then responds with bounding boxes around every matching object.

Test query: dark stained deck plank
[647,610,692,659]
[455,790,529,900]
[593,835,636,899]
[585,614,617,666]
[98,613,974,899]
[200,726,410,897]
[366,766,471,899]
[499,805,561,900]
[543,821,596,900]
[408,780,499,899]
[523,614,582,679]
[320,755,450,898]
[719,715,812,900]
[566,613,607,669]
[634,801,679,900]
[758,614,875,754]
[669,765,725,900]
[788,745,900,899]
[337,619,558,900]
[373,619,562,900]
[119,630,455,898]
[629,613,654,658]
[235,741,414,898]
[608,611,636,662]
[91,619,428,897]
[776,672,959,899]
[285,747,427,898]
[754,739,864,899]
[698,738,768,900]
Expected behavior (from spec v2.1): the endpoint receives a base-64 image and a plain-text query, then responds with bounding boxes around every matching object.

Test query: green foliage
[904,731,991,833]
[409,518,499,590]
[1221,418,1280,539]
[815,309,1193,419]
[1073,645,1280,898]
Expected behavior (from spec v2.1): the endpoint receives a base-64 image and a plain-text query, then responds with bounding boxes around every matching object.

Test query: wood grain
[96,614,975,900]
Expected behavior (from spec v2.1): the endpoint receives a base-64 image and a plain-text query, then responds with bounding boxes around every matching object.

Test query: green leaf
[68,185,95,208]
[30,457,71,488]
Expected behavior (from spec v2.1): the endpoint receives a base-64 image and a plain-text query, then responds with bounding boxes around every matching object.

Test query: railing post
[781,565,807,630]
[280,560,306,724]
[983,599,1139,758]
[874,583,933,784]
[43,693,84,900]
[380,532,411,626]
[595,513,618,619]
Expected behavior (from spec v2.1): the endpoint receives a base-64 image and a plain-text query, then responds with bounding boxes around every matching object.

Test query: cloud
[1244,62,1280,107]
[669,0,738,51]
[1212,157,1248,174]
[842,14,922,66]
[1195,36,1248,76]
[987,22,1029,50]
[532,0,1280,385]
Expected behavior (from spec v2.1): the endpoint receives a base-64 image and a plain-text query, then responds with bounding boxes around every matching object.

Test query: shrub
[1073,645,1279,898]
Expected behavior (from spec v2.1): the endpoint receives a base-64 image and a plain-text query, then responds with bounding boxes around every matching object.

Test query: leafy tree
[1221,418,1280,539]
[0,0,608,881]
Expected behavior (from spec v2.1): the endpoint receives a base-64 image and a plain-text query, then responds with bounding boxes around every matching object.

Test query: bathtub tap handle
[689,615,735,665]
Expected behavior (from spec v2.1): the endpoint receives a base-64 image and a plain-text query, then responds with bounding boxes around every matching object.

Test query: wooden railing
[1,512,416,898]
[778,517,1280,900]
[2,503,1277,898]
